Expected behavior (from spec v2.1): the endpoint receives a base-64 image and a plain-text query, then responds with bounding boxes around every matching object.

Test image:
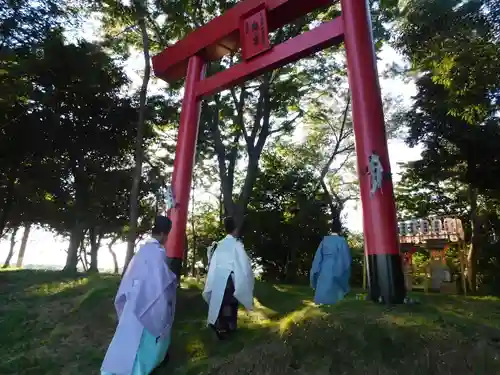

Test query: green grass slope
[1,269,500,375]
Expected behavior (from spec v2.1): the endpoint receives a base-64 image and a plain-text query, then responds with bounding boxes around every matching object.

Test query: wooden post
[363,255,367,290]
[460,242,467,296]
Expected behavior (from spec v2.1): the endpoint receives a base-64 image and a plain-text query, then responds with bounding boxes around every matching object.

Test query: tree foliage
[392,0,500,292]
[244,143,339,282]
[4,0,500,298]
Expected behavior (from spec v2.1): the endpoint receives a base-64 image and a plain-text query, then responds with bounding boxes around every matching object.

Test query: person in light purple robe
[101,216,177,375]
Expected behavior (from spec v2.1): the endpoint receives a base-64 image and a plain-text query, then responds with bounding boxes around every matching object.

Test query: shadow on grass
[160,279,314,375]
[0,269,86,292]
[139,288,500,375]
[1,272,311,375]
[191,295,500,375]
[0,270,120,375]
[3,270,500,375]
[174,279,313,323]
[252,282,312,319]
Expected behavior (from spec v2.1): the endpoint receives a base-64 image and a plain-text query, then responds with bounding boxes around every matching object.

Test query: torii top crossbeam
[152,0,407,305]
[152,0,332,83]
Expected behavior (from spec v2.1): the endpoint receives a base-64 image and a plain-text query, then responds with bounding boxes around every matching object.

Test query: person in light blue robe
[310,222,352,305]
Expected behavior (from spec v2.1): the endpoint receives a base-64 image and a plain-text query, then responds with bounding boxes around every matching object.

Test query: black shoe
[153,351,170,372]
[163,351,170,365]
[228,322,237,332]
[209,324,228,340]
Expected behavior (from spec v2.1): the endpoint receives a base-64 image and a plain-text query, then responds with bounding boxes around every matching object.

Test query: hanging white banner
[165,185,176,211]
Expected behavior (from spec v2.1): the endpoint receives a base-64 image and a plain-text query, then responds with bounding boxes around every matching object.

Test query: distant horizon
[7,263,123,274]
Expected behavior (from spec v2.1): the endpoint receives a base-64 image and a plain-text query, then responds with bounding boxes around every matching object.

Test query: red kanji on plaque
[240,7,270,61]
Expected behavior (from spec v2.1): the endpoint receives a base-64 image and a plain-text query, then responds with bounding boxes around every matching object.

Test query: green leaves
[393,0,500,206]
[394,0,500,125]
[245,147,331,281]
[0,25,165,239]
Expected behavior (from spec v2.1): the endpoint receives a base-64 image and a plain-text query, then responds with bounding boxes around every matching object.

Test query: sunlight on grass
[238,310,272,329]
[273,285,288,292]
[180,277,203,290]
[467,295,500,302]
[25,277,89,297]
[238,298,323,332]
[377,313,436,329]
[272,284,310,295]
[3,271,500,375]
[71,284,111,312]
[185,337,207,359]
[0,267,22,272]
[278,303,326,334]
[302,299,317,307]
[437,304,472,317]
[244,298,276,325]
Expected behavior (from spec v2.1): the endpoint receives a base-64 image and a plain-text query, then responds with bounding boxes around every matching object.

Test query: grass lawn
[1,269,500,375]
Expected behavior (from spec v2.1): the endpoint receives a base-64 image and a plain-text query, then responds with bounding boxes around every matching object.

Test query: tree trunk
[2,226,18,268]
[321,180,344,230]
[212,75,272,231]
[78,237,90,272]
[183,233,189,277]
[467,185,480,293]
[15,223,31,268]
[88,227,100,273]
[285,246,298,283]
[0,171,16,238]
[219,183,224,224]
[190,180,197,277]
[108,237,119,274]
[124,9,151,274]
[190,245,196,277]
[64,222,84,273]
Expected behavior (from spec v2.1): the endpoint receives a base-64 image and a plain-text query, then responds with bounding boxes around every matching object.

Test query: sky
[0,14,423,271]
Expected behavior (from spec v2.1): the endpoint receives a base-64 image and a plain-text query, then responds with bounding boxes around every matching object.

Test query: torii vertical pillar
[152,0,406,303]
[342,0,405,303]
[165,56,205,277]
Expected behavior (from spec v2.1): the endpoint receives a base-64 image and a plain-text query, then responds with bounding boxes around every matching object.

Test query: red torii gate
[152,0,406,303]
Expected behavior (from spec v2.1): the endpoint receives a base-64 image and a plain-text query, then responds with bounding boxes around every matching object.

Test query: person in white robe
[101,216,177,375]
[203,217,254,339]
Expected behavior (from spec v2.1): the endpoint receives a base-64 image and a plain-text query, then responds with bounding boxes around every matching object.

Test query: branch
[233,75,273,221]
[335,93,352,141]
[143,155,155,169]
[107,24,140,42]
[230,87,251,147]
[211,96,227,176]
[254,75,272,153]
[269,111,303,135]
[319,91,352,179]
[249,91,265,146]
[146,14,168,47]
[269,66,284,84]
[321,179,337,216]
[226,132,241,194]
[211,96,235,214]
[330,148,355,175]
[335,144,355,157]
